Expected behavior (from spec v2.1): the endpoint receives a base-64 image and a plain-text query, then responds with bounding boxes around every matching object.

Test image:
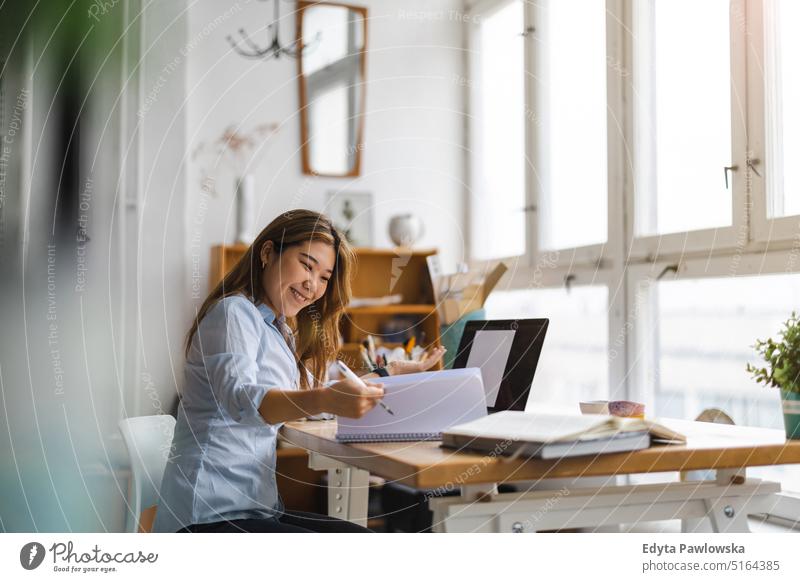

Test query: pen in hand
[335,360,394,416]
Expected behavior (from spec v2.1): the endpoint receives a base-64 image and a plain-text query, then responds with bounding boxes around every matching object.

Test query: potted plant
[747,311,800,439]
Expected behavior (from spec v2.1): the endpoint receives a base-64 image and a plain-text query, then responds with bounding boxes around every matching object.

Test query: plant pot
[781,389,800,440]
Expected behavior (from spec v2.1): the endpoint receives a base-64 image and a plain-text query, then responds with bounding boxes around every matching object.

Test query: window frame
[467,0,800,518]
[527,0,619,267]
[624,251,800,410]
[496,259,623,400]
[466,0,535,267]
[469,0,800,267]
[625,0,750,260]
[747,0,800,244]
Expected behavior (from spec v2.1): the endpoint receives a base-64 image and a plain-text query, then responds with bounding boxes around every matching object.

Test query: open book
[442,410,686,460]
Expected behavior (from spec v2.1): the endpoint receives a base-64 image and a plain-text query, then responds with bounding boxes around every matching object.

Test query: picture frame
[326,191,374,247]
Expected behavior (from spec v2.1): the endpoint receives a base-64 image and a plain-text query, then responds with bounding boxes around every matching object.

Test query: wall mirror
[297,1,367,177]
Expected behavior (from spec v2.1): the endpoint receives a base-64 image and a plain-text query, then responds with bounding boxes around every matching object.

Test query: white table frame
[307,455,783,533]
[308,452,370,528]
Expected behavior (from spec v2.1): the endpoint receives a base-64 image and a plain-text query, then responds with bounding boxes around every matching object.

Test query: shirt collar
[256,301,296,357]
[255,301,286,327]
[256,302,273,323]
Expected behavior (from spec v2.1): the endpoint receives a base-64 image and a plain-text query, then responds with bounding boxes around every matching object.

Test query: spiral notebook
[335,368,488,442]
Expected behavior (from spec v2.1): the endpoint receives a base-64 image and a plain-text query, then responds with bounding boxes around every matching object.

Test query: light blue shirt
[153,294,299,533]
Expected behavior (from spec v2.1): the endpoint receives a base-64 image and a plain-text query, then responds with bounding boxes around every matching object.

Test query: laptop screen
[451,318,549,413]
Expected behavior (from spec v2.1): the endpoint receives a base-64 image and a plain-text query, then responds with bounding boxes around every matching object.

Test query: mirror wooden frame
[296,1,368,177]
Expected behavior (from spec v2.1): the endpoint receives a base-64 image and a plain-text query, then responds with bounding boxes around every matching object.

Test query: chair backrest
[118,415,176,533]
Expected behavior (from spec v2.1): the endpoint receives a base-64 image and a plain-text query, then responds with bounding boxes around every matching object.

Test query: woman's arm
[357,346,448,379]
[258,377,384,424]
[259,388,327,424]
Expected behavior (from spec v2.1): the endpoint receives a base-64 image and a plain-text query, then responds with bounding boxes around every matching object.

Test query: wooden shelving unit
[338,247,441,371]
[208,243,249,289]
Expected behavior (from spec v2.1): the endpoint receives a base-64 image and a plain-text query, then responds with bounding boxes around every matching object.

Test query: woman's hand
[321,377,384,418]
[387,346,447,376]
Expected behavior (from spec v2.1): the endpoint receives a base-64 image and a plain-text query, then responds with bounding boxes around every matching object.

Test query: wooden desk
[281,419,800,532]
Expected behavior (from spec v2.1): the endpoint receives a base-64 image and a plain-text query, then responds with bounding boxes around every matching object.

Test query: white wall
[185,0,468,307]
[133,0,191,419]
[0,0,468,532]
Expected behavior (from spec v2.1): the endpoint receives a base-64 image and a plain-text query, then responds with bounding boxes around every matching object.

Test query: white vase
[235,175,255,244]
[388,214,424,247]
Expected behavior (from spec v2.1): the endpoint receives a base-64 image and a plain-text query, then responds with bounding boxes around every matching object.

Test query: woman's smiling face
[260,240,336,318]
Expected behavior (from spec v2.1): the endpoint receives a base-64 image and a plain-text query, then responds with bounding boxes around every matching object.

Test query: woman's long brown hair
[186,209,355,390]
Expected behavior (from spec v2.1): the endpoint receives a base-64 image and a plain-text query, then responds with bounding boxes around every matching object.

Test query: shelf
[341,341,405,350]
[345,304,437,315]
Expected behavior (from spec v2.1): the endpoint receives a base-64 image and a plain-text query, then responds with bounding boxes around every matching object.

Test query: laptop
[335,318,548,442]
[451,318,549,413]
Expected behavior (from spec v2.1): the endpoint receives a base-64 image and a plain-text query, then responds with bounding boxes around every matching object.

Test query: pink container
[608,400,645,418]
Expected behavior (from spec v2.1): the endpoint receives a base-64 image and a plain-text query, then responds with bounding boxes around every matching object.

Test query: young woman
[153,210,444,533]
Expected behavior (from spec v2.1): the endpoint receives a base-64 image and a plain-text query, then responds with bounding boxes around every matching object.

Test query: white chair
[118,415,176,533]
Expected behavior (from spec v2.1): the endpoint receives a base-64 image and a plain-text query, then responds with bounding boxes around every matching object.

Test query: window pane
[470,0,526,261]
[538,0,608,250]
[765,0,800,218]
[634,0,732,236]
[649,274,800,492]
[484,286,609,408]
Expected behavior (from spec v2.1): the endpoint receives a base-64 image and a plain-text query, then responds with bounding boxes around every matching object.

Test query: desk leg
[703,498,751,533]
[681,468,751,533]
[307,452,369,527]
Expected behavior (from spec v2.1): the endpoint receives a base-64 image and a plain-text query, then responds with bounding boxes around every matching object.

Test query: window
[467,0,800,518]
[765,0,800,219]
[469,0,527,261]
[536,0,608,250]
[633,272,800,493]
[648,275,798,424]
[484,286,609,408]
[633,0,734,236]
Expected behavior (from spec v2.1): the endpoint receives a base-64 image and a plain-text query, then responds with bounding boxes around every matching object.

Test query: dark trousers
[177,509,371,533]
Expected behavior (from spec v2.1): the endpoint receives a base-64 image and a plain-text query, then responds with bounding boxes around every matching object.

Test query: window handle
[656,264,679,280]
[747,158,762,177]
[724,165,738,189]
[519,26,535,37]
